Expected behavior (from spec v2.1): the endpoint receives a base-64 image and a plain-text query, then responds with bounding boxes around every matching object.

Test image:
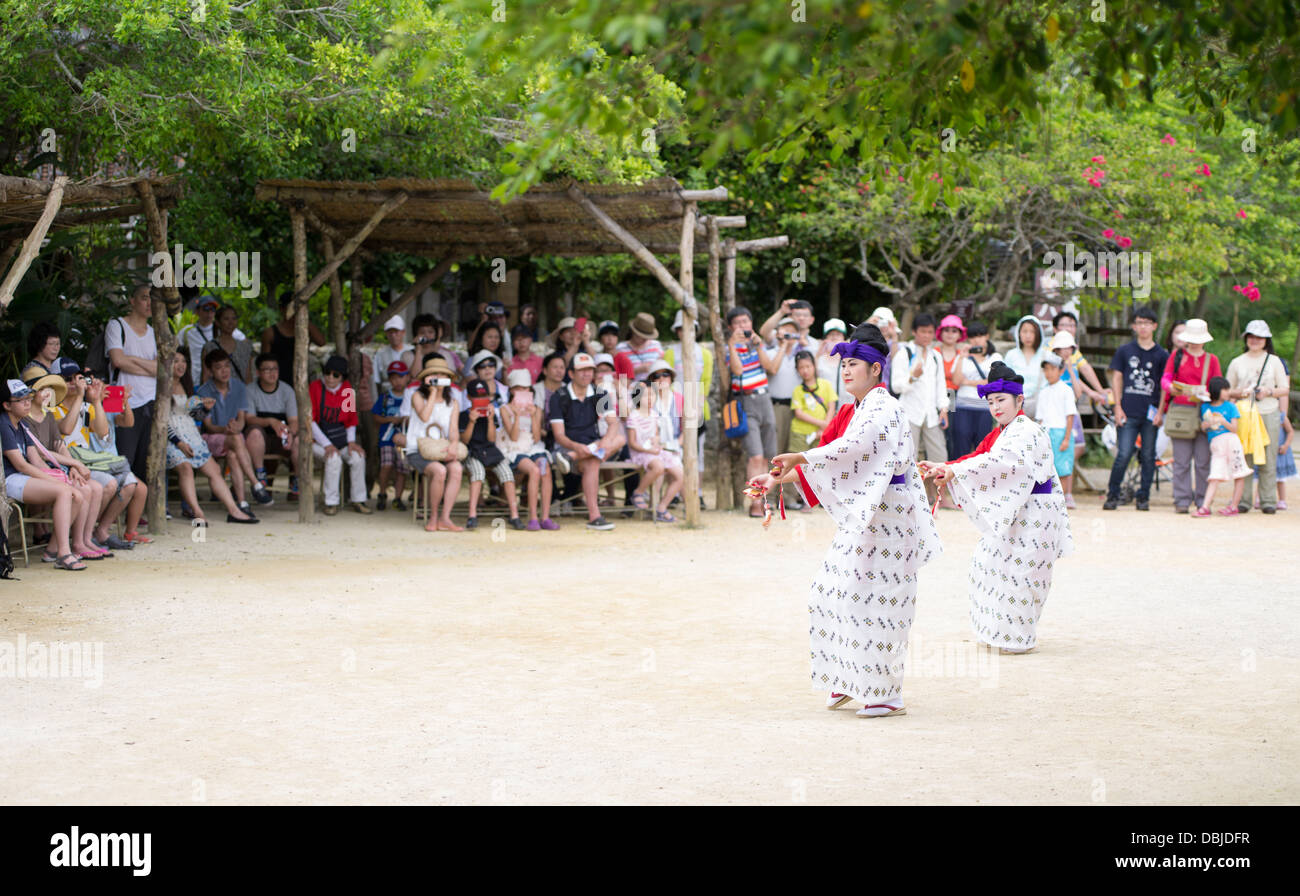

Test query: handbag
[1164,349,1211,439]
[722,391,749,439]
[69,444,132,475]
[418,437,467,462]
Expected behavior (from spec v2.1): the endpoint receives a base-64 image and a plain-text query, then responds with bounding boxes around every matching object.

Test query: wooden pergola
[0,173,184,534]
[254,176,788,526]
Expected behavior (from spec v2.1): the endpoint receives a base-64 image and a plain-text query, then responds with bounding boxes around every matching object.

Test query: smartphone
[573,317,588,339]
[103,385,125,414]
[470,397,491,413]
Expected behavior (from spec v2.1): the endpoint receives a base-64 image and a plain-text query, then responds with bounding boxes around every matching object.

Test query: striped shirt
[615,339,664,381]
[726,343,769,392]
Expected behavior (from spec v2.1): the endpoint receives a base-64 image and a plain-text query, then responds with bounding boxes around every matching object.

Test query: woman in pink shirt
[1156,318,1221,513]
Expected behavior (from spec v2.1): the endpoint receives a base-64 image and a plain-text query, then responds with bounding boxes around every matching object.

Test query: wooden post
[706,217,732,512]
[715,235,736,511]
[287,191,408,316]
[324,235,346,355]
[679,202,700,527]
[134,181,179,536]
[722,237,737,315]
[829,274,841,320]
[348,254,365,387]
[0,175,66,309]
[291,209,315,524]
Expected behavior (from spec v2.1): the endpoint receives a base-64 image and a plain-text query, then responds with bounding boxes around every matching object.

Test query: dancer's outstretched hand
[747,473,776,494]
[770,452,804,478]
[928,464,955,484]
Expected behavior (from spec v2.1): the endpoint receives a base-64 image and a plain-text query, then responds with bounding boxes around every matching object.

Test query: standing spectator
[261,289,328,389]
[460,378,523,530]
[724,307,780,519]
[1103,306,1168,511]
[759,298,819,355]
[596,321,637,382]
[662,309,713,506]
[1035,355,1079,508]
[177,295,219,378]
[371,315,412,387]
[616,312,665,381]
[1275,409,1295,509]
[789,350,836,454]
[309,356,371,515]
[197,348,272,509]
[866,306,901,364]
[245,354,300,499]
[950,321,1001,458]
[1003,314,1047,415]
[549,316,593,367]
[403,313,464,377]
[1,379,86,569]
[499,369,555,530]
[764,315,816,509]
[403,357,464,533]
[1225,319,1290,514]
[889,312,950,507]
[1156,318,1219,514]
[20,321,68,384]
[371,360,411,511]
[201,304,253,384]
[937,314,966,457]
[534,351,568,452]
[506,325,542,383]
[164,350,258,525]
[548,352,624,530]
[105,283,161,483]
[1052,310,1110,401]
[519,304,540,342]
[1192,376,1253,516]
[815,318,854,408]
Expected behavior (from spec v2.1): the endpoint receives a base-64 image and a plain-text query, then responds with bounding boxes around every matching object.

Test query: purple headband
[977,378,1024,398]
[830,341,888,368]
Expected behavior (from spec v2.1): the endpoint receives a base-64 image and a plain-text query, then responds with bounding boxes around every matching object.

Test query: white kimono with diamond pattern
[945,413,1073,650]
[797,388,942,703]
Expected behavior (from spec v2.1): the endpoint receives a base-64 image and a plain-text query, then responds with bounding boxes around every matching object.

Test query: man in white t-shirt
[889,312,949,504]
[105,284,162,481]
[177,295,219,377]
[371,314,412,386]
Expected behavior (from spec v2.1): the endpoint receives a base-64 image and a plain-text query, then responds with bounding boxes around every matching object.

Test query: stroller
[1095,404,1174,504]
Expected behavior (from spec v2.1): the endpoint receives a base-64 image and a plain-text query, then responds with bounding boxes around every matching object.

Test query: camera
[417,336,434,345]
[782,333,798,341]
[743,330,753,338]
[969,345,985,355]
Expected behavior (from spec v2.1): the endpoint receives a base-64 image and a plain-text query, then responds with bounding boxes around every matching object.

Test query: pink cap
[938,314,966,339]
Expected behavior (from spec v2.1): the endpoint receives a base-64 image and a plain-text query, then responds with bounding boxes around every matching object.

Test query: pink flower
[1102,228,1116,239]
[1116,236,1133,248]
[1114,211,1124,219]
[1237,209,1247,219]
[1091,155,1105,163]
[898,175,905,181]
[1233,282,1262,302]
[1161,171,1172,178]
[1161,133,1176,145]
[929,172,942,181]
[1099,266,1110,281]
[1197,164,1211,176]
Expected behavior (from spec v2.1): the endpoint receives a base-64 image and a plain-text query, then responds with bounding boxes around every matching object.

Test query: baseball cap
[466,379,491,398]
[57,358,87,379]
[571,352,596,371]
[383,314,405,331]
[776,316,796,328]
[823,318,847,336]
[386,360,410,376]
[868,306,898,326]
[196,295,219,311]
[598,320,621,337]
[1244,319,1273,339]
[1042,354,1064,368]
[593,352,615,369]
[2,379,35,403]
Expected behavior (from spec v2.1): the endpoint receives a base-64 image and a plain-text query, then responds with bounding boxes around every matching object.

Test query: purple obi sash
[889,472,907,485]
[1030,478,1055,495]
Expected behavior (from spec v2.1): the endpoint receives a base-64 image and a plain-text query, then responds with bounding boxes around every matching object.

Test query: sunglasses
[323,371,343,378]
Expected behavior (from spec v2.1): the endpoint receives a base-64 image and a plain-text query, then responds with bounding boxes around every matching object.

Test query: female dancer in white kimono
[751,324,941,717]
[921,362,1072,654]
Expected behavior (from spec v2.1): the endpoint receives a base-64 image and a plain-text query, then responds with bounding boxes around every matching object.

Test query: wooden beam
[707,217,733,511]
[291,208,315,524]
[323,235,347,354]
[0,175,66,309]
[722,237,737,315]
[0,174,180,206]
[734,235,790,253]
[680,187,729,202]
[300,204,374,261]
[354,257,456,345]
[348,255,365,420]
[696,214,745,232]
[286,191,408,316]
[679,201,700,527]
[566,184,695,316]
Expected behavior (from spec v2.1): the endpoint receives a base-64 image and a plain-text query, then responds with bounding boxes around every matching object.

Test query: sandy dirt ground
[2,480,1297,805]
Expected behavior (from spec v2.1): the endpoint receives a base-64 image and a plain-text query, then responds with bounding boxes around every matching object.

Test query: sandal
[123,531,153,544]
[654,510,676,523]
[1217,506,1239,516]
[1190,506,1211,518]
[631,491,650,510]
[54,554,87,571]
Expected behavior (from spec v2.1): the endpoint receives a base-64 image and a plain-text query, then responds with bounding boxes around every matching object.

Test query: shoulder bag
[1164,349,1211,439]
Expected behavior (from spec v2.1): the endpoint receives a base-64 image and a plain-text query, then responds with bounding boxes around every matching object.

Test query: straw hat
[1179,319,1213,344]
[28,372,67,406]
[628,312,659,340]
[416,356,455,382]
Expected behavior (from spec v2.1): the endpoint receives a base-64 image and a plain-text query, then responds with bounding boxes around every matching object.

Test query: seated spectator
[372,360,412,511]
[85,378,152,545]
[164,350,257,525]
[245,353,299,500]
[596,320,637,382]
[468,325,507,380]
[201,304,254,383]
[403,313,464,377]
[21,320,69,384]
[505,325,542,383]
[404,357,464,533]
[51,365,145,551]
[616,313,665,382]
[499,370,556,530]
[627,361,683,522]
[310,356,371,515]
[197,348,272,509]
[533,351,568,453]
[519,304,540,342]
[549,316,593,366]
[26,375,109,560]
[1,379,85,570]
[371,315,412,388]
[460,379,522,530]
[548,352,624,530]
[460,351,509,409]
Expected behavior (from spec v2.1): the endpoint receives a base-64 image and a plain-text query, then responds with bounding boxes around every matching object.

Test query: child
[371,360,411,511]
[1035,354,1078,507]
[1274,410,1294,510]
[499,370,557,530]
[789,349,836,452]
[505,325,542,383]
[1194,376,1252,516]
[460,378,523,530]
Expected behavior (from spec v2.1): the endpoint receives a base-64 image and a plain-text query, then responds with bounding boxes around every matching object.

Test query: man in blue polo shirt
[197,347,272,509]
[548,353,624,530]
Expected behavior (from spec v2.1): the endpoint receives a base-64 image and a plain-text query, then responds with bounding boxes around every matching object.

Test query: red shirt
[310,379,359,447]
[953,411,1026,462]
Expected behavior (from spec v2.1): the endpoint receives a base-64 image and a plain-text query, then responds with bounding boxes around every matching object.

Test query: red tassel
[778,488,787,520]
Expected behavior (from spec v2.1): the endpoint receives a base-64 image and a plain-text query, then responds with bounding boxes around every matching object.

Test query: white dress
[797,388,942,703]
[945,414,1073,650]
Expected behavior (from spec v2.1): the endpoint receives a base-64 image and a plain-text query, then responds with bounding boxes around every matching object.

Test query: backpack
[887,345,914,399]
[86,318,126,382]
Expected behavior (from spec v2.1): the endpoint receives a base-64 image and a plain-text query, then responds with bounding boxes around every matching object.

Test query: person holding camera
[405,357,464,532]
[949,321,1002,459]
[724,307,781,518]
[763,316,816,509]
